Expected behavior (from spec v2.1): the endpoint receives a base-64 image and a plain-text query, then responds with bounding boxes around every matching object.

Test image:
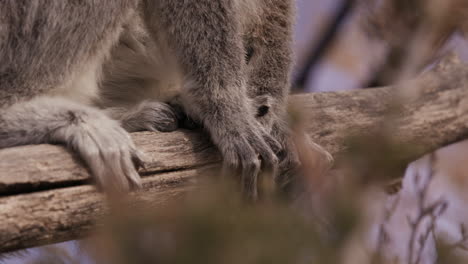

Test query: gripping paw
[53,110,144,192]
[217,118,281,200]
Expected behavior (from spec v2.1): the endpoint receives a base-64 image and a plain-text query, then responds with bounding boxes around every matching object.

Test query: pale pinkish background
[294,2,468,263]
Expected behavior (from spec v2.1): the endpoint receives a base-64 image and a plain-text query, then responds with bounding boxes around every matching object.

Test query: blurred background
[294,1,468,263]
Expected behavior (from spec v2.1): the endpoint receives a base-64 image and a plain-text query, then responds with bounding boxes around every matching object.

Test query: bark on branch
[1,56,468,252]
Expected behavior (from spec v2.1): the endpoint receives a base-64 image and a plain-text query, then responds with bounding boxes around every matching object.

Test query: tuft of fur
[0,96,144,190]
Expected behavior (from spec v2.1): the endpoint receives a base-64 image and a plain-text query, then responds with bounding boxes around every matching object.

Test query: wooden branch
[2,56,468,252]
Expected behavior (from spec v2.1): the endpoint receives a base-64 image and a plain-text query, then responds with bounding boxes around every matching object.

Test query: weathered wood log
[1,56,468,252]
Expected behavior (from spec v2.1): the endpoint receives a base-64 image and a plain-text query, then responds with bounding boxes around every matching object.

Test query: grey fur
[0,97,144,191]
[0,0,298,197]
[99,0,298,197]
[0,0,143,191]
[105,101,180,132]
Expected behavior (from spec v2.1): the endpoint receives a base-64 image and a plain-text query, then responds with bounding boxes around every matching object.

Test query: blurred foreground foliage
[90,177,360,264]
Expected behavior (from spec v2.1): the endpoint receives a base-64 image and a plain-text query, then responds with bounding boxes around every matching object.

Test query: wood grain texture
[0,168,202,252]
[1,56,468,251]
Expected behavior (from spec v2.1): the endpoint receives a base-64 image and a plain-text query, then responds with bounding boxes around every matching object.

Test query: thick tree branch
[1,56,468,252]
